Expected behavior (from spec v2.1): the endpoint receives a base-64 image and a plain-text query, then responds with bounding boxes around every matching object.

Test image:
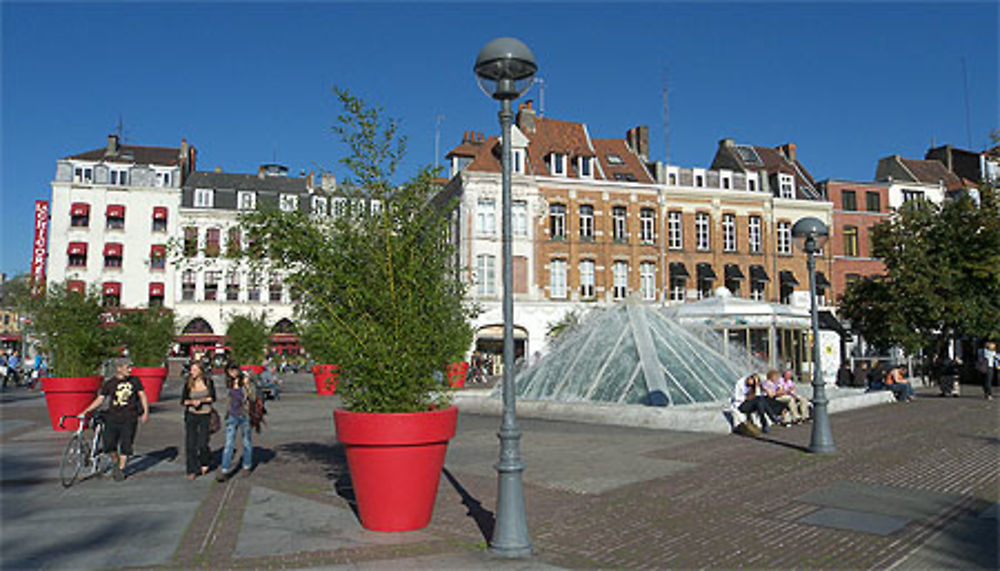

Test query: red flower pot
[131,366,167,403]
[41,376,102,431]
[334,406,458,532]
[241,365,265,376]
[312,365,338,395]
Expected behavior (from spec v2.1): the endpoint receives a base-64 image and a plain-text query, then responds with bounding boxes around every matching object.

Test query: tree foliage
[20,283,117,377]
[238,88,473,412]
[112,308,177,367]
[225,312,271,366]
[840,182,1000,372]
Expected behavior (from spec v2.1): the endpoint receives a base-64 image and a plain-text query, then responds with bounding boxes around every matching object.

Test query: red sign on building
[31,200,50,296]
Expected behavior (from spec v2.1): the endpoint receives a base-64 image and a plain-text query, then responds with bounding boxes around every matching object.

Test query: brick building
[817,180,889,302]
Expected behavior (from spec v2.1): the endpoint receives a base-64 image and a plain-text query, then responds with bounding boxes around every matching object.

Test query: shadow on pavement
[129,446,178,474]
[734,432,811,453]
[276,441,358,519]
[442,467,494,541]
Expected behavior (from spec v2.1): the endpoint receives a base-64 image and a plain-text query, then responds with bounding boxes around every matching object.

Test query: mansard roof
[67,144,182,167]
[710,139,819,199]
[184,171,310,194]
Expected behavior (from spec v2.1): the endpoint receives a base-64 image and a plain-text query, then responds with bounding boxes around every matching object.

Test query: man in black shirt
[81,359,149,481]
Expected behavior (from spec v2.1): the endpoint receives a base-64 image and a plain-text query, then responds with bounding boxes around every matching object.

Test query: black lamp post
[474,37,537,558]
[791,217,834,454]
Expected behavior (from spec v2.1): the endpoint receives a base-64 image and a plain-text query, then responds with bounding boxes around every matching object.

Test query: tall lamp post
[474,37,537,558]
[791,217,834,454]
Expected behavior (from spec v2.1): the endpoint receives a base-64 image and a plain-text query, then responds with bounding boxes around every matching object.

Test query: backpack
[247,380,267,433]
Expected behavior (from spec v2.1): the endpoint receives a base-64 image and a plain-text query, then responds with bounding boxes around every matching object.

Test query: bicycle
[59,412,113,487]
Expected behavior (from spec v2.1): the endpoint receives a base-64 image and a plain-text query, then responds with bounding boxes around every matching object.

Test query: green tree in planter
[19,283,117,377]
[240,88,473,413]
[226,312,270,366]
[111,308,177,367]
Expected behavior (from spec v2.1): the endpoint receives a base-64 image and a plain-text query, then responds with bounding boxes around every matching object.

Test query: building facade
[818,179,890,302]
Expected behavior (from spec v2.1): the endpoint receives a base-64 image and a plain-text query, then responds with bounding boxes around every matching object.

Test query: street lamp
[474,37,537,558]
[791,217,834,454]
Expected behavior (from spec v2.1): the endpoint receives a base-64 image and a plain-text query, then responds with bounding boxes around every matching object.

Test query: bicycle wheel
[60,434,88,488]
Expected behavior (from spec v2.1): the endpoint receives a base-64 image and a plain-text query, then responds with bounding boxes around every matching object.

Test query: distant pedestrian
[180,361,216,480]
[217,362,257,481]
[977,342,997,400]
[80,359,149,481]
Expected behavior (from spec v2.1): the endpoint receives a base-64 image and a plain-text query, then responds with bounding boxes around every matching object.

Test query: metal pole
[807,246,835,453]
[490,97,532,557]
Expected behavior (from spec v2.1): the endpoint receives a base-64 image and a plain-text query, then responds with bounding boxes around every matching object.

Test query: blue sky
[2,2,997,276]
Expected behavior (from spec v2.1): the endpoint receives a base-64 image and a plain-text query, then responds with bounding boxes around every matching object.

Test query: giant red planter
[334,406,458,532]
[241,365,265,376]
[41,376,102,431]
[312,365,338,395]
[131,366,167,403]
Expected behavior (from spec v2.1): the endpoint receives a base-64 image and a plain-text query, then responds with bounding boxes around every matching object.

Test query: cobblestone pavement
[1,376,997,569]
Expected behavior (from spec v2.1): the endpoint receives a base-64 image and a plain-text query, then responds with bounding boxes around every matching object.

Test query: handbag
[208,407,221,434]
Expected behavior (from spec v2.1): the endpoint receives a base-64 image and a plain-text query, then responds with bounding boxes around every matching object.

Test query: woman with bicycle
[80,358,149,481]
[180,361,216,480]
[217,361,257,481]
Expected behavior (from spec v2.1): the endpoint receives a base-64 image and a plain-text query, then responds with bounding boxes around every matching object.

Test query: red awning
[149,282,165,297]
[150,244,166,258]
[106,204,125,218]
[102,282,121,296]
[67,242,88,255]
[0,333,22,341]
[70,203,90,217]
[103,243,123,256]
[67,280,85,293]
[153,206,168,220]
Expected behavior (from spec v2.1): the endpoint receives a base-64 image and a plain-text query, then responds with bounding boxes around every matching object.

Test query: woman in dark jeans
[180,361,216,480]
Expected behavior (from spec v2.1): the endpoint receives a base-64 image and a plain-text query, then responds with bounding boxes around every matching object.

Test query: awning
[816,271,831,288]
[477,325,528,340]
[696,263,716,281]
[106,204,125,218]
[669,262,690,279]
[67,280,85,294]
[779,270,799,286]
[148,282,165,297]
[70,203,90,217]
[103,242,123,257]
[150,244,166,258]
[67,242,88,255]
[818,310,849,337]
[724,264,745,281]
[152,206,168,220]
[102,282,122,296]
[749,265,769,282]
[0,333,22,341]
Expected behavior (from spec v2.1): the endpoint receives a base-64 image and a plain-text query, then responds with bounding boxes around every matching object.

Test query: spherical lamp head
[792,217,829,253]
[474,37,537,101]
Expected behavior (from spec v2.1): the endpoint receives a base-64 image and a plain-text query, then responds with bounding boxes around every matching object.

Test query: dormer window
[311,196,328,216]
[156,171,172,188]
[194,188,214,208]
[110,169,129,186]
[779,174,795,198]
[73,166,93,183]
[577,156,593,178]
[279,194,299,213]
[512,149,525,174]
[695,175,705,187]
[451,155,473,177]
[613,173,637,182]
[722,175,731,189]
[606,154,624,165]
[548,153,566,176]
[748,178,757,191]
[237,191,256,210]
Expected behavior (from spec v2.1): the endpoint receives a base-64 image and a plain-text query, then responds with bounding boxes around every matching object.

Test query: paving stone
[797,506,911,535]
[795,480,964,521]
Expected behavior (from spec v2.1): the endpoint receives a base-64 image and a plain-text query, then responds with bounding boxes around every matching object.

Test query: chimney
[720,138,736,148]
[258,165,266,179]
[106,134,120,157]
[321,172,336,191]
[306,170,315,193]
[517,99,536,135]
[625,126,650,162]
[779,142,797,162]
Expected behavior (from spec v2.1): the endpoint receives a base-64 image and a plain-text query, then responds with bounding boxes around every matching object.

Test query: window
[613,172,637,182]
[612,206,628,242]
[550,259,567,299]
[548,153,566,176]
[578,156,593,178]
[104,243,122,269]
[71,203,90,228]
[205,228,221,258]
[748,178,757,192]
[370,199,382,217]
[269,273,282,302]
[779,174,795,198]
[841,190,857,211]
[194,188,214,208]
[606,154,624,165]
[204,271,220,301]
[866,191,881,213]
[613,261,628,299]
[311,196,328,216]
[512,149,525,174]
[640,208,655,244]
[102,283,121,307]
[750,280,766,301]
[279,194,299,213]
[452,155,472,176]
[640,262,656,301]
[238,191,256,211]
[845,273,861,288]
[668,211,683,250]
[67,242,87,268]
[183,227,198,257]
[105,205,125,230]
[156,171,172,188]
[476,254,496,296]
[843,226,859,257]
[152,207,167,232]
[148,283,164,307]
[73,166,94,183]
[512,201,527,236]
[902,189,924,203]
[722,213,737,252]
[550,204,566,239]
[726,276,741,297]
[668,173,677,185]
[477,198,496,236]
[670,277,686,301]
[150,245,166,270]
[695,175,704,187]
[248,272,261,302]
[579,260,595,298]
[332,197,348,218]
[579,205,594,239]
[695,212,711,251]
[226,272,240,301]
[227,227,242,256]
[748,215,762,253]
[182,270,196,301]
[722,176,731,189]
[110,169,129,186]
[777,221,792,255]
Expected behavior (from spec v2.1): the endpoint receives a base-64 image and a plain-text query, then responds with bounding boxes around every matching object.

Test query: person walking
[217,362,256,481]
[180,361,216,480]
[978,342,997,400]
[80,358,149,481]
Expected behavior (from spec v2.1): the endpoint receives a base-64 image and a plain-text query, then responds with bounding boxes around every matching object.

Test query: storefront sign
[30,200,49,296]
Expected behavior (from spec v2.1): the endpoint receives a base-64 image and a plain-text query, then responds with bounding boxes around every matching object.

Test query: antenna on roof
[961,57,972,148]
[113,115,130,143]
[434,114,445,170]
[662,68,670,167]
[535,77,546,117]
